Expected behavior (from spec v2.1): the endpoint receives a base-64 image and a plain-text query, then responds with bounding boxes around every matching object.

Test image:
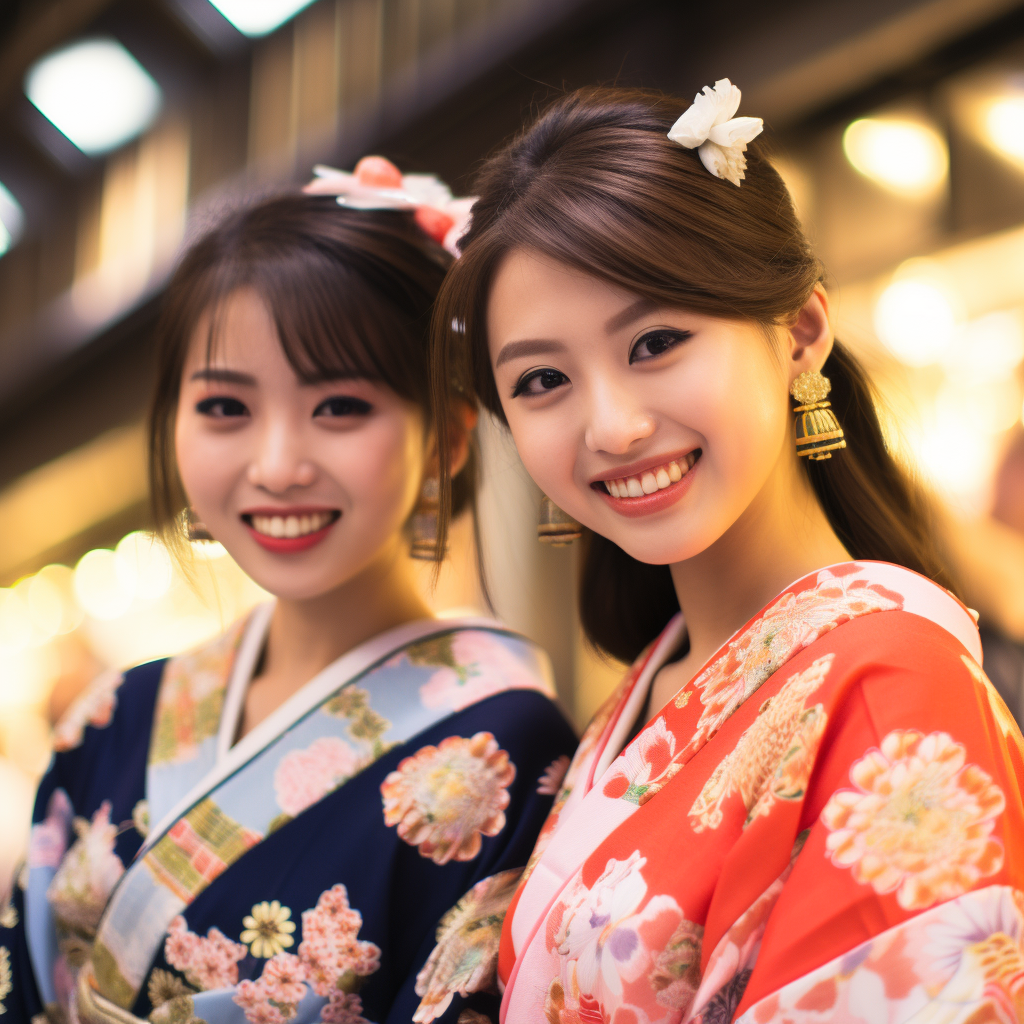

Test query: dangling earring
[410,478,444,560]
[791,370,846,460]
[185,507,213,541]
[537,494,582,545]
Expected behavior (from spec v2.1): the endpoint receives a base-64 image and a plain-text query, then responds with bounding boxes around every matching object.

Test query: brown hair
[431,87,952,663]
[150,192,474,554]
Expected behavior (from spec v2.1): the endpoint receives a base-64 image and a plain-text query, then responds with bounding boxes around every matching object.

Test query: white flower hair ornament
[667,79,763,187]
[304,157,476,256]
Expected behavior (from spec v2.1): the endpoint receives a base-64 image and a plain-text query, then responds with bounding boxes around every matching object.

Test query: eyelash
[314,396,373,417]
[512,368,569,398]
[628,329,692,363]
[196,396,247,417]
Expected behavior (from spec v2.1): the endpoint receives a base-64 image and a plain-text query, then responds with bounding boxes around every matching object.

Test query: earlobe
[788,284,833,379]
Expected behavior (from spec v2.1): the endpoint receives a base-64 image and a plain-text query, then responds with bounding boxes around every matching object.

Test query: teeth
[250,511,335,538]
[605,453,698,500]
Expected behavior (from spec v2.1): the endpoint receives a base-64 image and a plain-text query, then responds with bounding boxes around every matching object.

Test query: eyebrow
[604,297,660,334]
[494,339,568,369]
[190,368,258,386]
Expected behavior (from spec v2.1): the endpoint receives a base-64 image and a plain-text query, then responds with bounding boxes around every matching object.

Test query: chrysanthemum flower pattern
[381,732,515,864]
[240,901,296,958]
[822,730,1006,909]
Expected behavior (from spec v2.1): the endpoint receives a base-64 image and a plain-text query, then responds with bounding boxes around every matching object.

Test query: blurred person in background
[0,170,575,1024]
[429,83,1024,1024]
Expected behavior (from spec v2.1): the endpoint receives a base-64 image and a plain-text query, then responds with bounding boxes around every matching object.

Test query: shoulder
[396,624,560,712]
[52,658,166,756]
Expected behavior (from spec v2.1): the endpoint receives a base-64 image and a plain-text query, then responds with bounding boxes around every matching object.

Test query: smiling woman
[429,86,1024,1024]
[0,184,576,1024]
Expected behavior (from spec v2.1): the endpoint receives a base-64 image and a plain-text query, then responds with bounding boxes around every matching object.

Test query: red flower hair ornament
[304,156,475,256]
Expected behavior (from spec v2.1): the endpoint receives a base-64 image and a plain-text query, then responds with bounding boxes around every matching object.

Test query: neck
[670,452,850,671]
[261,541,433,688]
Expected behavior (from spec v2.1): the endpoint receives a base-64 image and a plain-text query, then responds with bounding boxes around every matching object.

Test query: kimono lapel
[502,561,981,1022]
[92,615,551,1010]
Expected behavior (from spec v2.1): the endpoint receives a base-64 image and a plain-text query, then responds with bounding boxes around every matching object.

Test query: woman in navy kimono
[0,160,576,1024]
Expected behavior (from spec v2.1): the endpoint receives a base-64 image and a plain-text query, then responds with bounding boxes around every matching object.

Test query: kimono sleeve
[383,688,578,1024]
[0,662,159,1021]
[729,612,1024,1023]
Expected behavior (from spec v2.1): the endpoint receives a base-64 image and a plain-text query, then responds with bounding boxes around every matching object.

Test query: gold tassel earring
[537,494,582,545]
[791,370,846,460]
[410,478,445,560]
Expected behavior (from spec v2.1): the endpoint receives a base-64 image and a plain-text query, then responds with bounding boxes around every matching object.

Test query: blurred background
[2,0,1024,882]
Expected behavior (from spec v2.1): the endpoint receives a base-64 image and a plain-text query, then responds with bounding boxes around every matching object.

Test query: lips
[241,508,341,553]
[593,450,702,518]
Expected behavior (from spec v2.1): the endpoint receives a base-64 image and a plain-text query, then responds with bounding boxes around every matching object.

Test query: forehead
[184,287,283,368]
[488,250,642,337]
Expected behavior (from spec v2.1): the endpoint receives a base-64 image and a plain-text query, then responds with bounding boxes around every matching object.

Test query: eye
[512,368,569,398]
[314,396,373,417]
[629,329,691,364]
[195,396,248,417]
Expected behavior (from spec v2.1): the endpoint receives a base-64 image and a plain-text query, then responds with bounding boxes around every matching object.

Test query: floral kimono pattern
[0,610,577,1024]
[495,561,1024,1024]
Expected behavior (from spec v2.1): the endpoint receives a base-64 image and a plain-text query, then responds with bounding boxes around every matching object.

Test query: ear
[785,284,833,386]
[424,401,478,479]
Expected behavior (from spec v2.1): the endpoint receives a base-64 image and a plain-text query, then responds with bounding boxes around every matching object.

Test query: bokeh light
[0,181,24,257]
[874,277,957,366]
[74,548,133,620]
[115,531,173,601]
[843,117,948,196]
[24,38,162,155]
[207,0,317,37]
[985,96,1024,163]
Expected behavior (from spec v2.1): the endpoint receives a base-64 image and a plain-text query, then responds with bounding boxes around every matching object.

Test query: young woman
[427,84,1024,1024]
[0,166,576,1024]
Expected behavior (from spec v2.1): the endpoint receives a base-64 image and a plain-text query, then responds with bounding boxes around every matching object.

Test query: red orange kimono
[494,561,1024,1024]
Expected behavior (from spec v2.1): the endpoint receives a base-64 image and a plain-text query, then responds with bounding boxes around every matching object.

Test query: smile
[593,450,702,518]
[241,509,341,553]
[600,451,699,498]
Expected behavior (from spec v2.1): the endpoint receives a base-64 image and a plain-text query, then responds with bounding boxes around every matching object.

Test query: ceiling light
[25,38,162,155]
[206,0,317,36]
[842,118,948,196]
[0,182,24,257]
[985,97,1024,163]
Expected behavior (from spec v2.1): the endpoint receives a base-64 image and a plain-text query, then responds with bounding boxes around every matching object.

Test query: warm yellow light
[116,531,172,601]
[843,118,948,196]
[74,548,133,620]
[944,311,1024,383]
[874,278,957,366]
[32,564,83,635]
[985,97,1024,163]
[0,588,33,651]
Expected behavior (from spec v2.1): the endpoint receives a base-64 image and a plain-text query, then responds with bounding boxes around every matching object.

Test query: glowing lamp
[206,0,317,36]
[74,548,133,620]
[842,118,948,196]
[25,39,162,155]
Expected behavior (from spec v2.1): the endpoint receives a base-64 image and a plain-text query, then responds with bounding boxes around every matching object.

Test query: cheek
[339,417,423,516]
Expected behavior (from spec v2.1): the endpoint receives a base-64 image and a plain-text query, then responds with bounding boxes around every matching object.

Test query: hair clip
[667,79,763,186]
[304,157,475,255]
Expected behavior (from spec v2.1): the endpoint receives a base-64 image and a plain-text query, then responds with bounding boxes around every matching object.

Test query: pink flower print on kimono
[298,884,381,997]
[537,755,571,796]
[164,915,247,990]
[29,788,73,870]
[233,953,309,1023]
[52,669,123,752]
[822,729,1006,910]
[46,800,124,936]
[406,632,548,712]
[381,732,515,864]
[320,991,372,1023]
[684,568,901,756]
[551,852,683,1017]
[273,736,366,818]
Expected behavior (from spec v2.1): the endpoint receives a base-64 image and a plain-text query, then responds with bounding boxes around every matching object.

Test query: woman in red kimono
[417,81,1024,1024]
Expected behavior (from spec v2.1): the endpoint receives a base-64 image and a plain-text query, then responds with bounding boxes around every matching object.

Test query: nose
[583,376,655,455]
[246,418,317,493]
